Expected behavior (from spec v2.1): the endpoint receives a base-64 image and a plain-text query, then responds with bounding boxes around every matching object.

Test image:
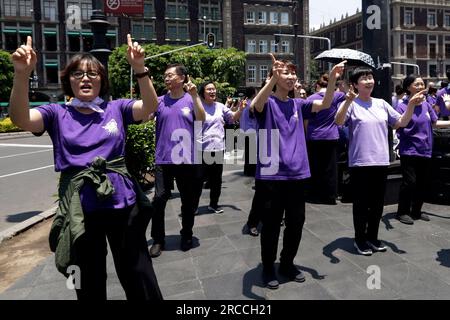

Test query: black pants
[350,166,388,243]
[198,151,224,207]
[306,140,338,202]
[74,205,162,300]
[256,179,306,267]
[243,134,257,177]
[397,155,432,217]
[246,186,261,228]
[151,164,202,243]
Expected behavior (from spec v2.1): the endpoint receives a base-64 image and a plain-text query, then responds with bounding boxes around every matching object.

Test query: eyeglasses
[163,73,179,79]
[70,70,99,80]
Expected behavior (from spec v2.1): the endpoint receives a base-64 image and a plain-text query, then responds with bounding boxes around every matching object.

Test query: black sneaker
[180,238,193,252]
[354,241,373,256]
[366,239,387,252]
[208,205,224,214]
[412,213,430,221]
[279,264,306,283]
[262,266,279,289]
[149,243,165,258]
[397,214,414,225]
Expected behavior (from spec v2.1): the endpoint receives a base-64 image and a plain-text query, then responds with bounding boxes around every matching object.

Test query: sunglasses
[70,70,99,80]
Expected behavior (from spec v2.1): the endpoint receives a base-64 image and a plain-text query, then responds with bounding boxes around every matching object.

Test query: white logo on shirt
[181,107,191,117]
[102,119,119,136]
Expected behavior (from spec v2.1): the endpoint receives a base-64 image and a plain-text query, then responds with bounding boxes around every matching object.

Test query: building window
[270,40,278,53]
[247,40,256,53]
[341,27,347,43]
[319,39,324,49]
[80,0,92,20]
[427,9,437,27]
[68,34,81,51]
[330,31,335,46]
[356,22,362,38]
[3,0,17,16]
[246,11,255,24]
[429,35,437,59]
[248,65,256,83]
[404,8,414,26]
[18,0,32,17]
[166,0,188,19]
[429,64,437,78]
[44,33,57,51]
[280,12,289,25]
[281,40,290,53]
[260,65,268,82]
[258,12,267,24]
[166,22,189,39]
[4,32,18,50]
[406,65,415,76]
[270,12,278,25]
[445,11,450,28]
[445,36,450,58]
[405,34,414,58]
[259,40,268,53]
[43,0,57,21]
[132,22,155,40]
[144,1,154,17]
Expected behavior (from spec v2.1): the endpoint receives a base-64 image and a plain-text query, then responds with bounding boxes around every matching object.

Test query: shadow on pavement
[7,211,42,223]
[436,249,450,268]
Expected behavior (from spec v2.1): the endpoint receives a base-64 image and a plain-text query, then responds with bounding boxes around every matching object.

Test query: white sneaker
[208,205,224,214]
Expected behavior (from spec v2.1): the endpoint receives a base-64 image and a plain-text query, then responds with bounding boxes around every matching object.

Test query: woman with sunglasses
[9,35,162,300]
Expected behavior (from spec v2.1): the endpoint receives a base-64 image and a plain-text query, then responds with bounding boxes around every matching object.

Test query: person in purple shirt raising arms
[9,35,162,300]
[335,67,427,256]
[148,63,206,258]
[395,75,450,225]
[306,73,346,205]
[251,54,346,289]
[194,81,244,214]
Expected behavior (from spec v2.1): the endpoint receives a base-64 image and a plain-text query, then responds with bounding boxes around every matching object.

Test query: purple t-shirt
[199,101,234,151]
[306,91,345,141]
[35,99,138,212]
[239,100,257,132]
[344,97,401,167]
[255,96,313,180]
[436,87,450,118]
[155,93,197,164]
[395,98,438,158]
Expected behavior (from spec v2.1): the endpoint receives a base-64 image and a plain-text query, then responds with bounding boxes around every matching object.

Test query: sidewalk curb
[0,206,57,245]
[0,131,34,140]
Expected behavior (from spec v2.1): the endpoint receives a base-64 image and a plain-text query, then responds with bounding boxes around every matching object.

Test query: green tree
[0,50,14,102]
[108,44,246,101]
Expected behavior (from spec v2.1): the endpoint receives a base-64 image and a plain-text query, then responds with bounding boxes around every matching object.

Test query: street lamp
[199,15,207,42]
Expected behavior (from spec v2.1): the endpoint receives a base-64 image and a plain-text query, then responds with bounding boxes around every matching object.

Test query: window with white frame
[270,12,278,25]
[166,22,189,39]
[167,0,188,19]
[260,65,268,82]
[341,27,347,43]
[18,0,32,17]
[43,0,57,21]
[247,40,256,53]
[80,0,92,20]
[429,35,437,59]
[405,34,414,58]
[3,0,17,16]
[356,22,362,38]
[246,11,255,24]
[281,40,290,53]
[144,0,155,17]
[404,8,414,26]
[259,40,268,53]
[280,12,289,25]
[427,9,437,27]
[132,22,155,40]
[258,12,267,24]
[270,40,278,53]
[248,65,256,83]
[445,10,450,28]
[429,64,437,77]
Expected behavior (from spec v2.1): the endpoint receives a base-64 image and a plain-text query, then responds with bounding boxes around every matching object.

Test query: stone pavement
[1,169,450,300]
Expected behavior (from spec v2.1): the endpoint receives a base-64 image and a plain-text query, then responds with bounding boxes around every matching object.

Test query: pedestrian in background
[251,53,345,289]
[148,63,206,258]
[9,35,162,300]
[435,69,450,120]
[395,75,450,225]
[335,67,427,256]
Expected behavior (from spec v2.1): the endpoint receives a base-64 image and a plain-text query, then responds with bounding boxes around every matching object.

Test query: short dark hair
[315,73,329,89]
[402,74,421,95]
[349,67,374,86]
[60,53,109,97]
[198,80,216,99]
[268,59,297,92]
[394,84,404,96]
[165,63,188,83]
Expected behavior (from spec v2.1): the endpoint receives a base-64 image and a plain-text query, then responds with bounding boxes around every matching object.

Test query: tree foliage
[108,44,246,101]
[0,50,14,102]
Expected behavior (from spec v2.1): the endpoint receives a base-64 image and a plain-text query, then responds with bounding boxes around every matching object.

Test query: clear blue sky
[310,0,361,31]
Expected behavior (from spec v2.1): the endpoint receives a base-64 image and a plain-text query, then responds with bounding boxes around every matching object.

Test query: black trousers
[151,164,202,243]
[350,166,388,243]
[198,151,224,207]
[246,186,261,228]
[256,179,306,267]
[243,134,257,177]
[74,205,162,300]
[306,139,338,202]
[397,155,432,217]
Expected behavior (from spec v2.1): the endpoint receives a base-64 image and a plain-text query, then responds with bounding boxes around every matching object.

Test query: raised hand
[443,93,450,104]
[330,60,347,80]
[269,53,285,81]
[11,36,36,76]
[239,98,248,111]
[409,89,428,106]
[345,84,357,102]
[126,34,145,72]
[184,75,198,96]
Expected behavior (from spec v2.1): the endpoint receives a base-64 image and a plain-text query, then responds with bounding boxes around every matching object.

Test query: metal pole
[389,62,420,75]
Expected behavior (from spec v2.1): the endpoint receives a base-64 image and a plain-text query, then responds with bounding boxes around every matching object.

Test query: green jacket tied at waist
[49,156,152,275]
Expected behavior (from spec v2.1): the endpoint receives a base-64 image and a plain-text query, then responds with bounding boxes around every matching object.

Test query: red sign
[104,0,144,15]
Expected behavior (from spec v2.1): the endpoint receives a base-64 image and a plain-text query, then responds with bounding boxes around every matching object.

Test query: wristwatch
[134,67,149,79]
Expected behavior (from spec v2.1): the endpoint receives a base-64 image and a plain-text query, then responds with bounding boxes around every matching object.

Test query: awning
[19,29,32,34]
[44,31,57,35]
[44,63,58,67]
[3,29,17,33]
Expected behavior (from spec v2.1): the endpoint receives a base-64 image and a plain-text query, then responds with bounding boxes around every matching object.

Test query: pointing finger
[26,36,32,48]
[269,53,276,64]
[127,34,132,47]
[186,75,191,83]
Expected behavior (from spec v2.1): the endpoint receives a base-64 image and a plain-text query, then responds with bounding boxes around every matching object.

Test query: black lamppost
[89,0,111,93]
